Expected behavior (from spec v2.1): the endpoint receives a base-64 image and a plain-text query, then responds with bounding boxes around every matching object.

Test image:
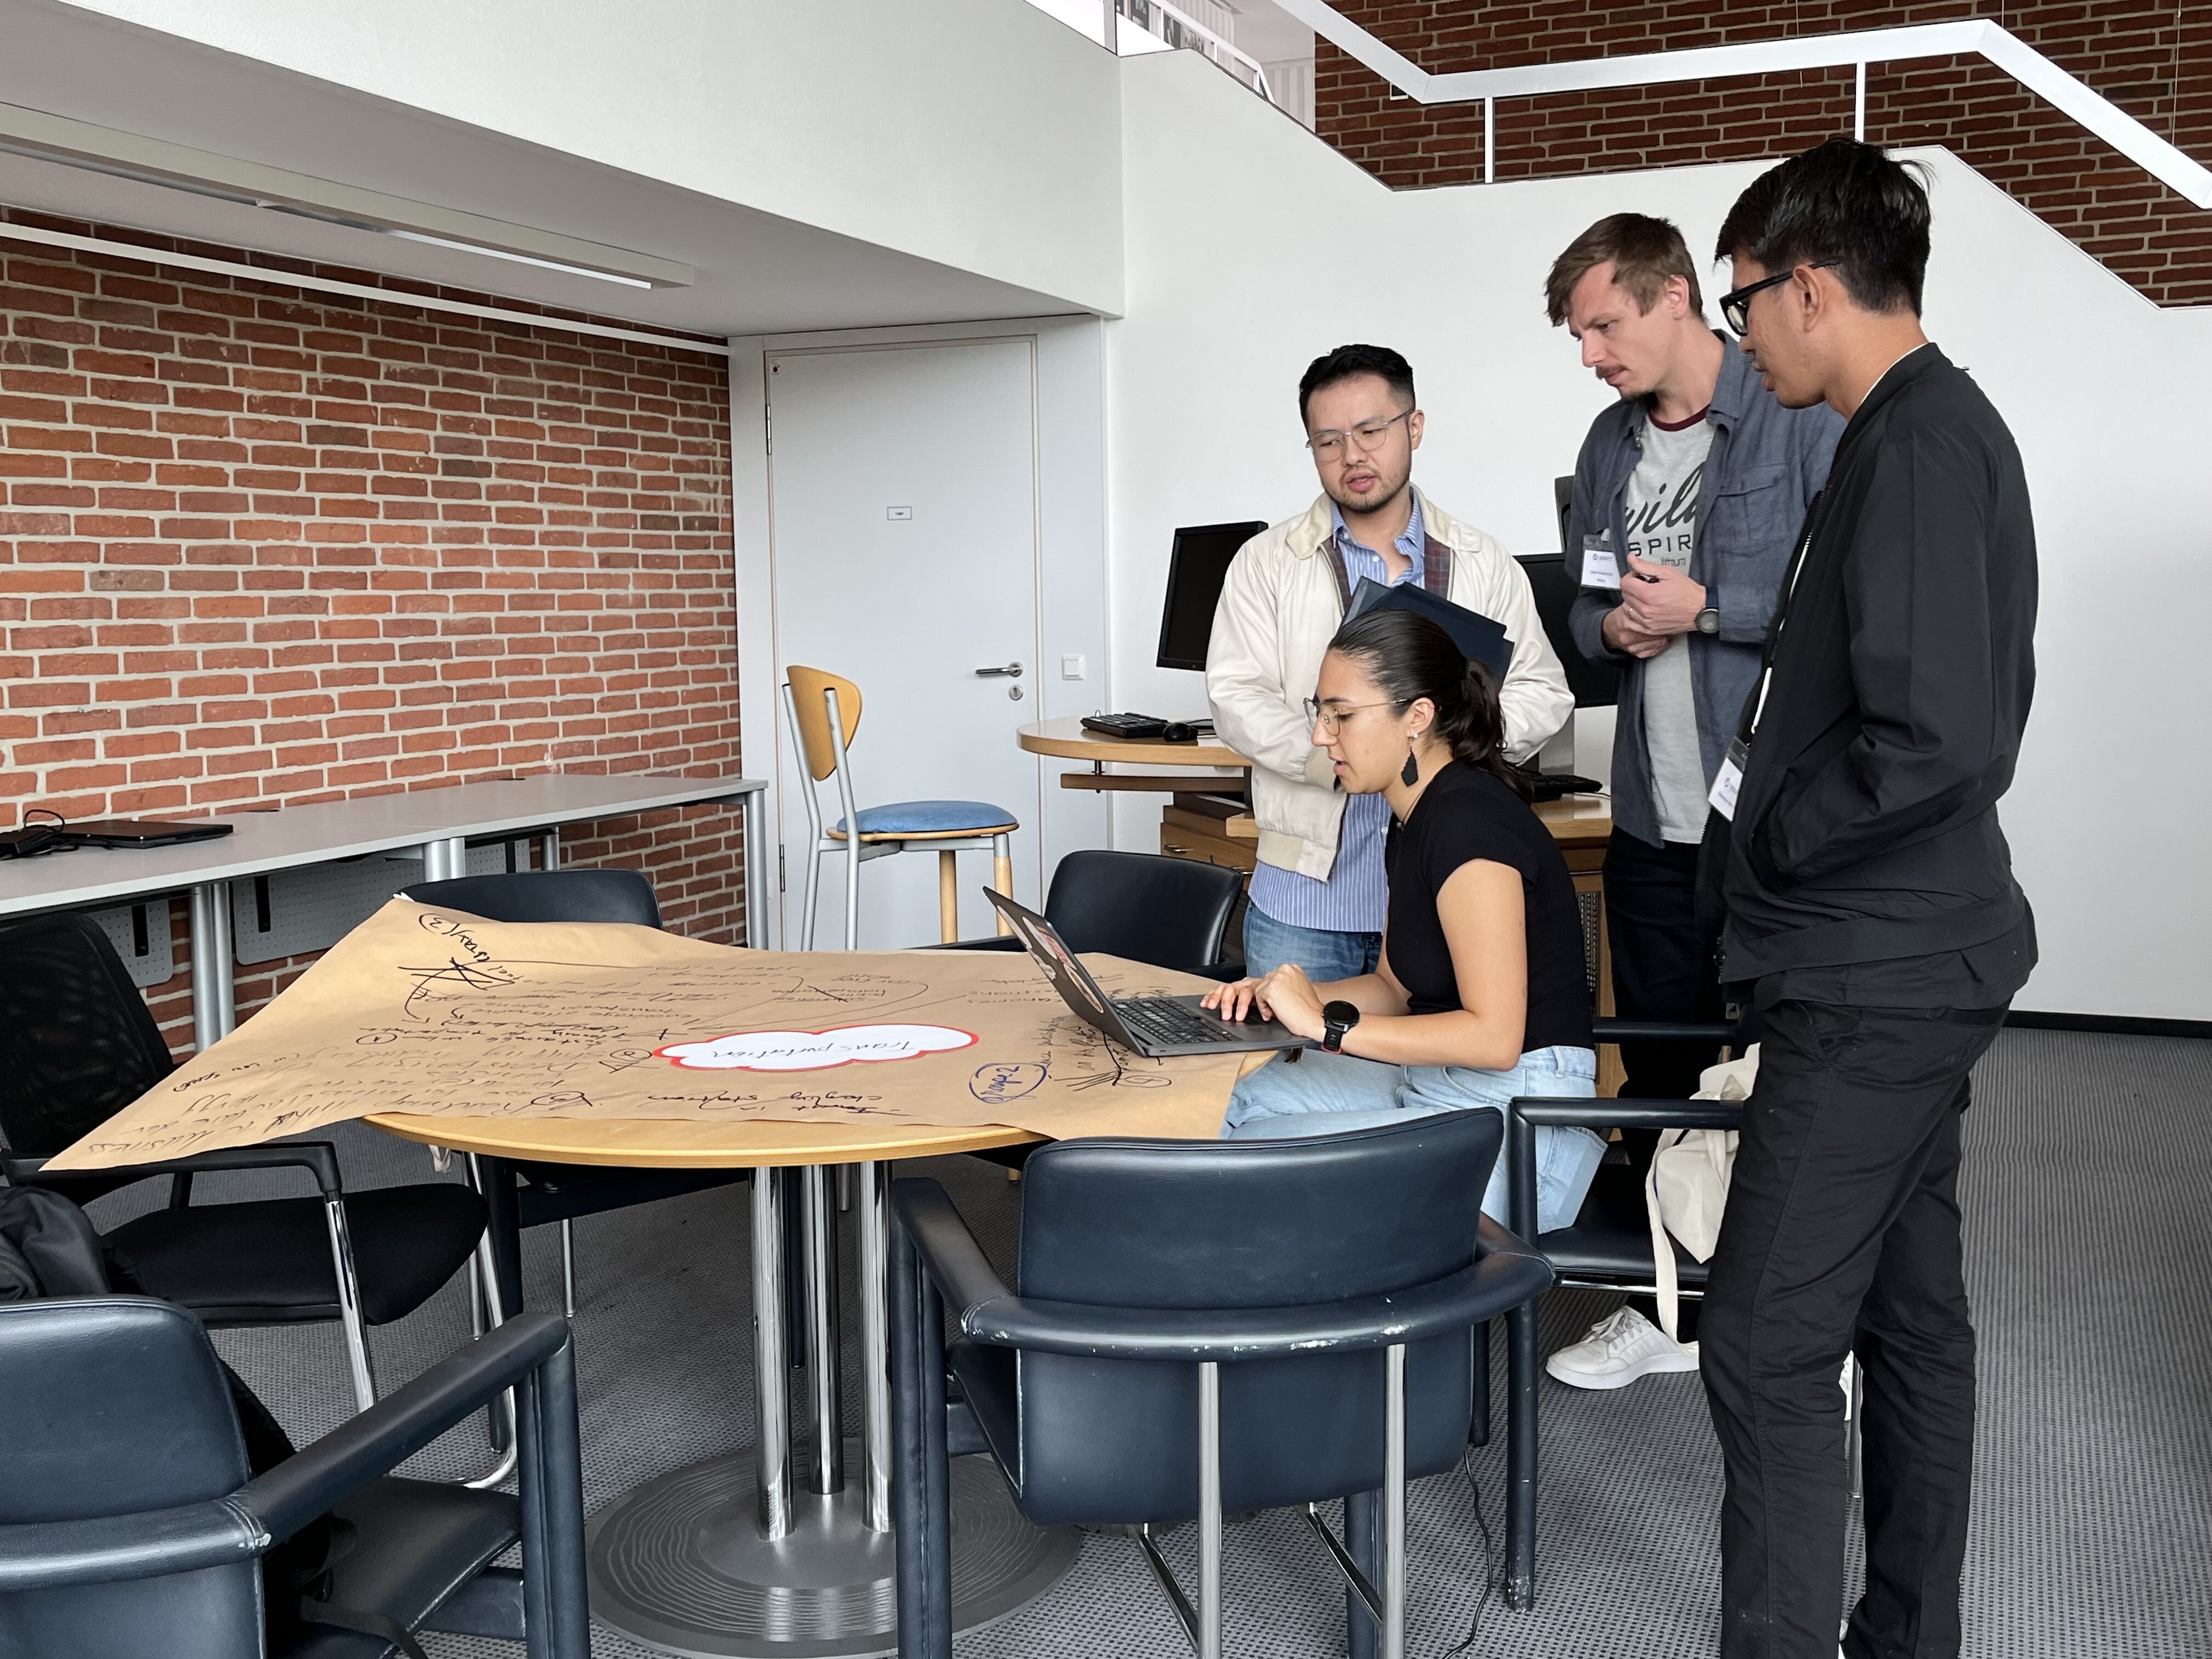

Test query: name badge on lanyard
[1581,533,1621,591]
[1709,736,1750,821]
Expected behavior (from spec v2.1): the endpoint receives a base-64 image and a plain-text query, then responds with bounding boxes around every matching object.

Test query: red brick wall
[1315,3,2212,306]
[0,212,744,1052]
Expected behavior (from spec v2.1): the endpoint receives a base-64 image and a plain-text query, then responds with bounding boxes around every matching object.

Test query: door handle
[973,662,1024,678]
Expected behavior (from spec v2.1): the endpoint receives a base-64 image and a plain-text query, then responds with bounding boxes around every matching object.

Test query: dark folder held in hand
[1344,577,1512,680]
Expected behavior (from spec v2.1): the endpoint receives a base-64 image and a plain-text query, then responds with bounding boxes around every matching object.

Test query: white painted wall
[55,0,1126,317]
[1109,52,2212,1020]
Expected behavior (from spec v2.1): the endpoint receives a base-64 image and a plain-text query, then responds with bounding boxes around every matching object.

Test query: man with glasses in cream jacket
[1207,343,1572,979]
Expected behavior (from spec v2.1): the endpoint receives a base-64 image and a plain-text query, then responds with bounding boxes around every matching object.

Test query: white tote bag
[1643,1046,1758,1342]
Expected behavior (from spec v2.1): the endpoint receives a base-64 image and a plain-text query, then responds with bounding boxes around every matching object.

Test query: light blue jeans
[1222,1044,1604,1233]
[1240,906,1381,981]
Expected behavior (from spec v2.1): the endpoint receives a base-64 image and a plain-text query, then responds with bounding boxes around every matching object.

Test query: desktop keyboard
[1081,713,1169,739]
[1526,771,1604,802]
[1113,996,1240,1046]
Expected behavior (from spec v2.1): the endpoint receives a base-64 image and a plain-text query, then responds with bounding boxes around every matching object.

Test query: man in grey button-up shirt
[1549,216,1841,1106]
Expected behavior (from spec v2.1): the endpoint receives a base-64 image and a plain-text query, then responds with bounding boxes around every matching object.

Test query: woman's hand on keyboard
[1203,964,1326,1040]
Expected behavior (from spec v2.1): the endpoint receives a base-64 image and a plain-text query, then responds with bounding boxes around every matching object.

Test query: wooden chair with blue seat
[780,664,1020,949]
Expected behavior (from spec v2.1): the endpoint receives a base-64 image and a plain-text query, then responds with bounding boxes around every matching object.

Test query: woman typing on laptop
[1203,609,1603,1231]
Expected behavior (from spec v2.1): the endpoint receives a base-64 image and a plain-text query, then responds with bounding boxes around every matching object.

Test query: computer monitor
[1156,521,1266,672]
[1516,551,1618,710]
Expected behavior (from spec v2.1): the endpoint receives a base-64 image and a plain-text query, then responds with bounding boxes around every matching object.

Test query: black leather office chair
[890,1113,1556,1657]
[403,870,752,1318]
[0,912,488,1414]
[1504,1020,1743,1328]
[934,849,1245,975]
[0,1295,588,1658]
[1502,1019,1872,1587]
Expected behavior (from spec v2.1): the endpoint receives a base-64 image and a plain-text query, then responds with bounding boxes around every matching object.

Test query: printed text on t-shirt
[1624,461,1702,571]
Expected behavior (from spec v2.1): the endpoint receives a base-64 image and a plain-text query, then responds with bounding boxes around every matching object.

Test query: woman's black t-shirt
[1383,761,1595,1057]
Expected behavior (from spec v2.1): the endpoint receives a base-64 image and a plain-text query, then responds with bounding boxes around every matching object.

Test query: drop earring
[1402,744,1421,787]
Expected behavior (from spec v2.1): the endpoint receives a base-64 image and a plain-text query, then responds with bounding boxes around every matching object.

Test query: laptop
[985,889,1308,1059]
[62,819,235,849]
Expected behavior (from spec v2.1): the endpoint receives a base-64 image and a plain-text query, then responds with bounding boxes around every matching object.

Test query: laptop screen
[986,890,1129,1042]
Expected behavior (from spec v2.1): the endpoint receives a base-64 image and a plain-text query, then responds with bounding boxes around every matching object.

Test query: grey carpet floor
[91,1027,2211,1657]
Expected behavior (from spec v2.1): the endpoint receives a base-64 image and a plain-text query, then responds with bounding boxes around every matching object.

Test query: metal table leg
[586,1159,1079,1657]
[421,836,467,883]
[187,880,236,1051]
[742,786,766,949]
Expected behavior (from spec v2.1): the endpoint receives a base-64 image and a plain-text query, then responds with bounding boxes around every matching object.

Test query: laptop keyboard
[1111,996,1245,1046]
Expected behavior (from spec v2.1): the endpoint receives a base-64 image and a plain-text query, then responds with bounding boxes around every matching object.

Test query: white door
[766,339,1043,949]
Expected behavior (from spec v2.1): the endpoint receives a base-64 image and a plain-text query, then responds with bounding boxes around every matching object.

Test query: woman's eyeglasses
[1305,697,1403,735]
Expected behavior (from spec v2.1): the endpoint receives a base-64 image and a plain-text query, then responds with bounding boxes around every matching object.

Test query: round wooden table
[368,1111,1067,1659]
[1016,714,1251,772]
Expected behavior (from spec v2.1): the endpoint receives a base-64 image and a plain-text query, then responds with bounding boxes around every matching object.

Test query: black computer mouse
[1160,722,1199,743]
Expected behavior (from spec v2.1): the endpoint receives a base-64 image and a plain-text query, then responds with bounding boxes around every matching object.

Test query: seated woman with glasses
[1203,607,1604,1232]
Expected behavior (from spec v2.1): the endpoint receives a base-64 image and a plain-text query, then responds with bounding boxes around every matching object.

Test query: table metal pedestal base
[588,1438,1081,1658]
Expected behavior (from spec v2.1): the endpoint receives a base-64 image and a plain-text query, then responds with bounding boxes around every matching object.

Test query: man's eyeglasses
[1305,408,1413,460]
[1304,697,1403,735]
[1718,259,1839,336]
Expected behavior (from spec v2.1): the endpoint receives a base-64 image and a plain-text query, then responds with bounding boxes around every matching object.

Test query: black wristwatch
[1694,606,1721,636]
[1319,1000,1361,1053]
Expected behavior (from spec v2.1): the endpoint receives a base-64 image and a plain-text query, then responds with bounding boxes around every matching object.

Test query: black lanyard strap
[1735,486,1829,747]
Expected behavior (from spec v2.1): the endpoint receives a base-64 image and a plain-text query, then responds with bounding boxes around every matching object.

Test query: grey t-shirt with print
[1622,411,1716,844]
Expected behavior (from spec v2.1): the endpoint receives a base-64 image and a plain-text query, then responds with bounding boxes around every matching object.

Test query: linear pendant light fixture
[0,100,694,289]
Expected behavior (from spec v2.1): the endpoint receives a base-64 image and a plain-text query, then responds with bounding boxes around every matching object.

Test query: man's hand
[1201,963,1328,1040]
[1618,554,1706,637]
[1602,601,1671,659]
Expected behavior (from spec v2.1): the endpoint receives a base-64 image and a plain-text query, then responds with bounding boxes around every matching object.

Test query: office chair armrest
[1503,1096,1745,1237]
[241,1313,573,1543]
[913,936,1027,952]
[961,1248,1555,1363]
[0,1498,267,1592]
[1509,1097,1744,1132]
[1590,1018,1739,1045]
[6,1141,347,1198]
[891,1179,1013,1313]
[895,1176,1554,1362]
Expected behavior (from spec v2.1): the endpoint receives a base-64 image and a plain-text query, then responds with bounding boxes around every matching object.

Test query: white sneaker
[1544,1307,1700,1390]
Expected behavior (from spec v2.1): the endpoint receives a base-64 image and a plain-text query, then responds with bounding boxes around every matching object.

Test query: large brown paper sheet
[46,899,1257,1171]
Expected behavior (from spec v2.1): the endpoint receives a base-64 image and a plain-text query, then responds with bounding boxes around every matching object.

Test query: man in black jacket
[1701,139,2038,1659]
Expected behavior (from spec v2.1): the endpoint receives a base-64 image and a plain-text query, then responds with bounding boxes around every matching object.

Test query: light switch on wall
[1060,654,1086,680]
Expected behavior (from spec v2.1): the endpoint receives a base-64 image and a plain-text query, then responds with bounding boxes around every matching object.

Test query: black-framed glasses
[1719,259,1839,335]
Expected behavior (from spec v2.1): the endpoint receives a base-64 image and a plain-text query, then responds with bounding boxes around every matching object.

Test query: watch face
[1695,608,1720,635]
[1322,1000,1360,1028]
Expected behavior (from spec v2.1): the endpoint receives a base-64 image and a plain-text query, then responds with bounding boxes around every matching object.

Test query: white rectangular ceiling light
[0,101,693,289]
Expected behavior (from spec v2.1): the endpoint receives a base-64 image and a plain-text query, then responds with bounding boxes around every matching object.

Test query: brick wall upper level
[0,213,747,1043]
[1315,3,2211,307]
